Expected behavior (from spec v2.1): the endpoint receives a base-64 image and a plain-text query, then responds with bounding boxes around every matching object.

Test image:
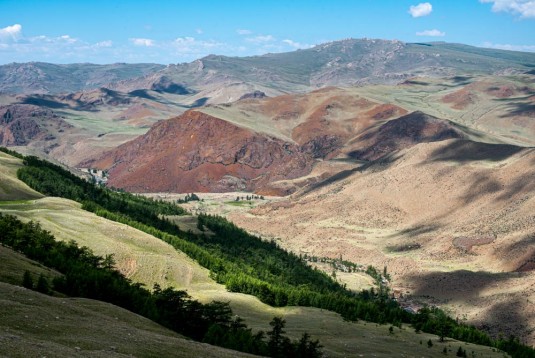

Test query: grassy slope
[0,152,43,201]
[0,282,254,358]
[0,246,62,286]
[350,75,535,146]
[0,153,507,358]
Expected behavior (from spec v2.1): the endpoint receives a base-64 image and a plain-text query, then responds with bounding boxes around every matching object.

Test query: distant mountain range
[1,39,534,96]
[0,62,165,94]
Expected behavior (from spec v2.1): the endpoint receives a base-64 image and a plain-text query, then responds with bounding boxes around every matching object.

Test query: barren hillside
[230,139,535,344]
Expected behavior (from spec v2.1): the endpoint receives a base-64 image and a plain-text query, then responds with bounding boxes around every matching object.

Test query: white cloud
[480,0,535,18]
[237,29,252,35]
[95,40,113,48]
[409,3,433,17]
[282,39,312,49]
[0,24,22,42]
[0,32,120,63]
[130,38,154,47]
[195,28,203,34]
[246,35,275,43]
[174,37,196,44]
[171,37,224,55]
[481,41,535,52]
[416,29,445,36]
[60,35,77,44]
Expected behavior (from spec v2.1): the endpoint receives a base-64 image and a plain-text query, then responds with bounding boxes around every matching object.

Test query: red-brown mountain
[83,87,473,194]
[84,110,313,193]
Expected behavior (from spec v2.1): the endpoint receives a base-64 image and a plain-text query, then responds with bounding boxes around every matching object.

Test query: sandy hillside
[230,138,535,345]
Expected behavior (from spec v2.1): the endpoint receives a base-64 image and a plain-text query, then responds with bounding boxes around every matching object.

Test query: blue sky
[0,0,534,64]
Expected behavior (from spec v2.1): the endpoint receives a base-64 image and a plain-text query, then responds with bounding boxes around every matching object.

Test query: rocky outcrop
[0,104,71,146]
[239,90,267,100]
[84,111,314,193]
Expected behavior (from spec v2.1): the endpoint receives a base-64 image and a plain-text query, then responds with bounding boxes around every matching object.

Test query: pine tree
[22,270,33,289]
[295,332,323,358]
[36,274,50,294]
[267,317,290,358]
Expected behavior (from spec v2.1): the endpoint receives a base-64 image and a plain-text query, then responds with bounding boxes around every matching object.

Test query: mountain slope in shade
[84,110,314,193]
[347,111,466,161]
[0,282,255,358]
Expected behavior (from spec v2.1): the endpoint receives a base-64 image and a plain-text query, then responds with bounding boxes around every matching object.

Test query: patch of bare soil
[452,236,496,254]
[442,88,477,109]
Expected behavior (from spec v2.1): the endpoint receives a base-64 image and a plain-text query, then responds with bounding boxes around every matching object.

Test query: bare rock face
[84,110,314,193]
[0,104,71,146]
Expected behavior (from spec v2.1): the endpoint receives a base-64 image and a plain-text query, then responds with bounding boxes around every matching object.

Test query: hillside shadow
[446,76,472,86]
[407,270,513,301]
[470,299,533,344]
[356,152,402,172]
[500,102,535,117]
[297,152,401,197]
[503,234,535,272]
[460,172,503,204]
[188,97,209,108]
[128,89,157,100]
[388,224,441,239]
[496,170,535,201]
[451,75,472,83]
[507,234,535,255]
[402,80,430,86]
[19,96,68,109]
[427,140,524,163]
[297,167,360,197]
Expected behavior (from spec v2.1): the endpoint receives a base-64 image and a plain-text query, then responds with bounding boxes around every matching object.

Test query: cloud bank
[480,0,535,18]
[409,3,433,17]
[130,38,154,47]
[416,29,445,36]
[0,24,22,42]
